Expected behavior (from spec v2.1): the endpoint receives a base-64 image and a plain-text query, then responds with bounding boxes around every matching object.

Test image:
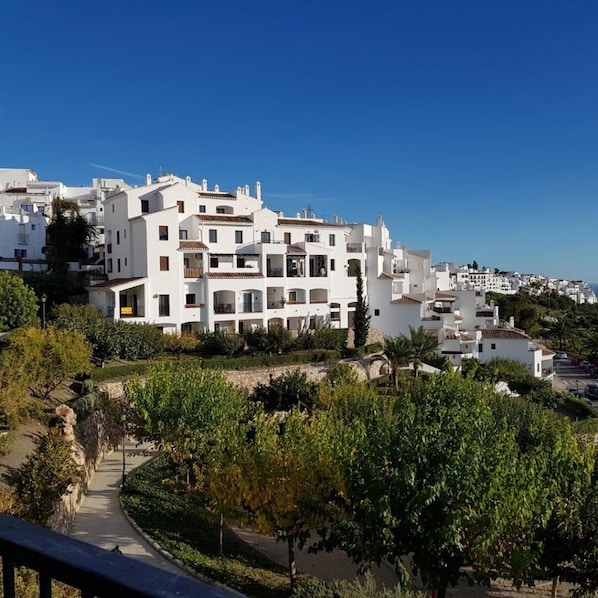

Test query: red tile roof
[390,296,421,304]
[87,277,145,289]
[287,245,306,254]
[277,218,345,227]
[435,292,457,301]
[206,272,264,279]
[481,328,530,340]
[179,241,209,250]
[197,215,252,223]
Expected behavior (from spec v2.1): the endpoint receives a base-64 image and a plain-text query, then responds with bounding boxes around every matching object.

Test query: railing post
[2,556,16,598]
[39,572,52,598]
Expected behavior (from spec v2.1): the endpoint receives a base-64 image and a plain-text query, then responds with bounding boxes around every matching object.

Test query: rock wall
[46,406,118,534]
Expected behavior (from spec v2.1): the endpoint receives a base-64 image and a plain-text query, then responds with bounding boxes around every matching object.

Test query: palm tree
[582,332,598,361]
[380,335,412,389]
[409,325,439,377]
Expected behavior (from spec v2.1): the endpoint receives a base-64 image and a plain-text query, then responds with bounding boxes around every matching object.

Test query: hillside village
[1,166,593,379]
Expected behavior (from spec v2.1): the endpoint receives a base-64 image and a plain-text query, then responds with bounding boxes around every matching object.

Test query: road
[553,357,596,397]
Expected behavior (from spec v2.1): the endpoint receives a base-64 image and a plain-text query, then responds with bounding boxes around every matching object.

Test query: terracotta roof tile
[87,277,145,289]
[481,328,530,340]
[197,215,252,223]
[390,296,421,304]
[206,272,264,279]
[435,292,457,301]
[287,245,306,254]
[277,218,345,227]
[179,241,209,250]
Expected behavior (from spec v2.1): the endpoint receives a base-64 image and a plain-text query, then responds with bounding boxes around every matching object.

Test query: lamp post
[41,294,47,329]
[121,413,126,488]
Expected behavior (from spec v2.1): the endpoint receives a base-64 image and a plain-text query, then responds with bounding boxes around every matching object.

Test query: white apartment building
[88,174,357,334]
[0,206,48,272]
[88,176,550,378]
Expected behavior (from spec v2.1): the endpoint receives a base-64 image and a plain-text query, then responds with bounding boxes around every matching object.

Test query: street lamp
[121,413,127,488]
[41,294,47,329]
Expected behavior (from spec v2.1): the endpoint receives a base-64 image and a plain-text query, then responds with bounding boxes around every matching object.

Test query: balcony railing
[286,299,306,305]
[310,299,328,304]
[184,267,203,278]
[266,268,283,277]
[286,268,305,278]
[267,300,285,309]
[238,302,263,313]
[0,514,230,597]
[120,307,145,318]
[214,303,235,314]
[346,243,362,253]
[432,307,452,314]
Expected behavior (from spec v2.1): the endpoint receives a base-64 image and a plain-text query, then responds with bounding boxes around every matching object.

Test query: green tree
[9,427,82,525]
[5,326,92,400]
[353,266,370,348]
[379,335,412,389]
[162,331,200,358]
[408,325,439,377]
[582,332,598,361]
[250,369,319,413]
[46,198,96,271]
[0,271,39,332]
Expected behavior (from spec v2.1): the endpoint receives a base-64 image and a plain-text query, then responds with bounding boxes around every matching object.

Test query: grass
[121,457,294,598]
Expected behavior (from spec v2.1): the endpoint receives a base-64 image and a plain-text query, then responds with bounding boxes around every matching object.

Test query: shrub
[250,369,319,412]
[244,325,294,354]
[199,330,244,356]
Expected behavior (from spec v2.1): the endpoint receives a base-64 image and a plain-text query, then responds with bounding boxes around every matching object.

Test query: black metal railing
[0,514,234,597]
[214,303,235,314]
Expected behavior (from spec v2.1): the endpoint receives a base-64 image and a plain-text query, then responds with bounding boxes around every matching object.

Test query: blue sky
[2,1,598,282]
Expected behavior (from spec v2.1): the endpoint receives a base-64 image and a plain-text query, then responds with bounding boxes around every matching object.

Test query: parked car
[554,350,568,359]
[586,384,598,399]
[568,388,586,398]
[580,360,591,368]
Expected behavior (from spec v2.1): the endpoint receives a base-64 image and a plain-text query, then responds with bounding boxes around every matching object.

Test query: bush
[244,325,294,354]
[293,574,422,598]
[250,369,319,412]
[199,330,245,356]
[90,363,153,383]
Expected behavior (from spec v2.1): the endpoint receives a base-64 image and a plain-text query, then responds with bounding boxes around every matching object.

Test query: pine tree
[353,266,370,348]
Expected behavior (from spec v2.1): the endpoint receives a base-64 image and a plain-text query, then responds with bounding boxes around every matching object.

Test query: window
[111,204,115,213]
[209,229,217,243]
[235,230,243,244]
[491,343,496,350]
[117,258,121,273]
[14,249,27,258]
[20,204,33,213]
[216,207,225,214]
[185,293,196,306]
[237,256,246,268]
[31,224,36,231]
[261,231,271,243]
[478,343,483,353]
[179,229,188,240]
[331,259,336,271]
[159,226,168,241]
[160,256,169,271]
[305,233,319,243]
[329,234,336,246]
[374,308,380,316]
[210,256,219,268]
[116,231,120,245]
[199,205,206,213]
[159,295,170,317]
[107,258,112,273]
[124,258,127,266]
[284,232,291,245]
[177,201,184,213]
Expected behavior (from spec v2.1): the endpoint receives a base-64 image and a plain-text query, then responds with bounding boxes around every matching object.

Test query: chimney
[185,176,191,186]
[256,181,262,201]
[202,178,208,191]
[146,174,151,186]
[244,184,250,195]
[214,184,220,192]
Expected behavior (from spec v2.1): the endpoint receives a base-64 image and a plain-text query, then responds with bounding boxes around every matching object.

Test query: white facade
[0,206,48,272]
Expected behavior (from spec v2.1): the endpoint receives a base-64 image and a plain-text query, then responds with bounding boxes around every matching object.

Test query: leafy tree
[250,369,319,413]
[472,260,479,271]
[5,326,92,400]
[0,271,39,332]
[408,325,439,377]
[46,198,96,271]
[582,332,598,361]
[353,266,370,348]
[379,335,412,389]
[199,329,244,356]
[0,346,32,426]
[162,331,199,357]
[244,325,294,354]
[213,409,344,588]
[126,362,246,495]
[9,427,82,525]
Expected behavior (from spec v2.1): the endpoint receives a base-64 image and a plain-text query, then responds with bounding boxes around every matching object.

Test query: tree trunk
[287,536,296,588]
[219,512,224,555]
[551,577,558,598]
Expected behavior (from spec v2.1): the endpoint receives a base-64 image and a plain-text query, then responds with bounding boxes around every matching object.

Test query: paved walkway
[69,440,188,577]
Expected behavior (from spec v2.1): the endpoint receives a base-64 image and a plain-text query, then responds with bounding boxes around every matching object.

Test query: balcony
[214,303,235,314]
[0,513,228,597]
[238,302,263,313]
[120,307,145,318]
[346,243,362,253]
[184,267,203,278]
[266,267,283,277]
[432,306,452,314]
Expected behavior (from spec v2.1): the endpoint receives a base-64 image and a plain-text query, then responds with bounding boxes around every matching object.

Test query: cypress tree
[353,266,370,348]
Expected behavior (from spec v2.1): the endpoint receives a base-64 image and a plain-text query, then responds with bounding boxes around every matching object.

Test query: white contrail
[89,163,145,180]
